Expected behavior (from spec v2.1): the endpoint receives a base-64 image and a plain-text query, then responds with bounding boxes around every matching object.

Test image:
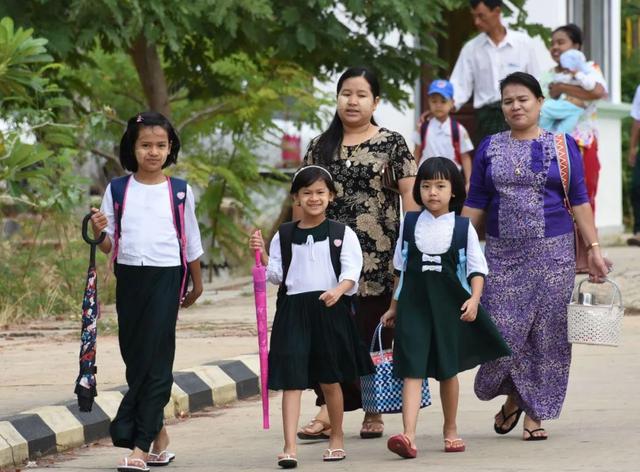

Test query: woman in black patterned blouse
[295,67,419,440]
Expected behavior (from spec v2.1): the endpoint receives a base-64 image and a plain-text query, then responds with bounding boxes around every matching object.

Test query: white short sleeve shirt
[450,28,541,109]
[100,176,204,266]
[412,118,474,169]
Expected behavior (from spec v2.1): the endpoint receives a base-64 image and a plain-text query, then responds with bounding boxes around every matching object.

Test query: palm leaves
[0,16,53,103]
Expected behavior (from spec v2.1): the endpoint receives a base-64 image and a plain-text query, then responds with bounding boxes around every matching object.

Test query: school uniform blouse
[266,223,363,296]
[100,177,204,266]
[392,211,488,278]
[465,131,589,239]
[411,117,474,168]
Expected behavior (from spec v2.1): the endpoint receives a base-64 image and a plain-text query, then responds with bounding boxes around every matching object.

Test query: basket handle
[573,277,623,307]
[370,322,385,354]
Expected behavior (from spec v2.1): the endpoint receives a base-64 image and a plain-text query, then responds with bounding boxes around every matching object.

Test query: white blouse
[100,176,204,266]
[393,211,488,277]
[267,225,363,296]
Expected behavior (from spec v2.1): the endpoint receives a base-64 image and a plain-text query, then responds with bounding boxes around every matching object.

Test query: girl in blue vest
[380,157,509,458]
[249,166,373,468]
[90,111,204,472]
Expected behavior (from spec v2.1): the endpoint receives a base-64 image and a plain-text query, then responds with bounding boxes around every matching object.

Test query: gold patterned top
[303,128,417,296]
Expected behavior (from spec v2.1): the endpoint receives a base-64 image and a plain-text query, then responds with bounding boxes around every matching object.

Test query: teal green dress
[393,234,510,381]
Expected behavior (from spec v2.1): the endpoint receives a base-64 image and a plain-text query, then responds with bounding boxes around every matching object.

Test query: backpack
[110,174,191,300]
[394,211,471,300]
[419,118,462,165]
[276,219,347,298]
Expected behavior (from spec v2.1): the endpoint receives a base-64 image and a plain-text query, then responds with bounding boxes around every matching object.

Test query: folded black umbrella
[74,213,106,412]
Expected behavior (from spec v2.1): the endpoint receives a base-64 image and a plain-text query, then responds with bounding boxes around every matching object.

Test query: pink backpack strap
[166,177,189,303]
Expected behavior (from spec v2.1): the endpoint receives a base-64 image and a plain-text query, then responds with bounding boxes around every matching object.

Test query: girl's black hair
[553,23,583,48]
[470,0,502,9]
[315,67,380,165]
[499,72,544,100]
[119,111,181,172]
[290,166,337,195]
[413,157,466,214]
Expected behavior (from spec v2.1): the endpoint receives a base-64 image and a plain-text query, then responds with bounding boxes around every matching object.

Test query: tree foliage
[1,0,546,271]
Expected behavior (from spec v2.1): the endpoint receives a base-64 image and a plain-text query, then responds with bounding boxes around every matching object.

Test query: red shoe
[387,434,417,459]
[444,438,466,453]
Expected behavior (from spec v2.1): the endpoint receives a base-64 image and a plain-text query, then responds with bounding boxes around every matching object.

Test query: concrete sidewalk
[16,316,640,472]
[0,245,638,470]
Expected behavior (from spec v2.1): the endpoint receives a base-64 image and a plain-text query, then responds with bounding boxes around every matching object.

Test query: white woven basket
[567,278,624,347]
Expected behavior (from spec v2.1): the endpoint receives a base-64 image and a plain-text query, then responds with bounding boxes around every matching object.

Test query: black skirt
[268,291,374,391]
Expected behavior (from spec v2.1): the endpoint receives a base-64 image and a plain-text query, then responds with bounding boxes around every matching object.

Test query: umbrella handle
[255,249,261,267]
[82,213,107,246]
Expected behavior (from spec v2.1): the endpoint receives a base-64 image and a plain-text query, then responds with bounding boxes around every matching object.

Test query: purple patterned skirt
[474,232,574,420]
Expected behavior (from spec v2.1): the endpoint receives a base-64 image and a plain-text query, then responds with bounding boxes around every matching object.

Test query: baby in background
[540,49,596,134]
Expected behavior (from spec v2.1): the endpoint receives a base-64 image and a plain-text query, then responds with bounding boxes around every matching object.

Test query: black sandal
[523,428,548,441]
[493,405,523,435]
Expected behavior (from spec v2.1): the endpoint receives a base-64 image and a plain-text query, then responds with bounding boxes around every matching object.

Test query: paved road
[24,315,640,472]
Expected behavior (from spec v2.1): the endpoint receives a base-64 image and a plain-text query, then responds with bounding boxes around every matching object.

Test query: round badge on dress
[334,239,342,247]
[177,191,186,200]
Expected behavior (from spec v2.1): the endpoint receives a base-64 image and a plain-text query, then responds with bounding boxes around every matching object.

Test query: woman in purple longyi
[462,72,609,441]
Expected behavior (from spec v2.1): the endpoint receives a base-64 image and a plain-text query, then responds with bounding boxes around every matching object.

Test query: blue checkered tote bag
[361,323,431,414]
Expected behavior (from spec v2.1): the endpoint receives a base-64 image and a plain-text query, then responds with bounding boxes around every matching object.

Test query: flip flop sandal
[117,457,150,472]
[444,438,466,453]
[147,451,176,466]
[387,434,417,459]
[297,419,331,440]
[277,453,298,469]
[360,417,384,439]
[322,448,346,462]
[494,405,523,435]
[523,428,548,441]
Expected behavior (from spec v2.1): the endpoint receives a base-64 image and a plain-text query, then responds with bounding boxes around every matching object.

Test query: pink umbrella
[252,247,269,429]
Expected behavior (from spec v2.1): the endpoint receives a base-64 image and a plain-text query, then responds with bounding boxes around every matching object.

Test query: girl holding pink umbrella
[250,166,373,468]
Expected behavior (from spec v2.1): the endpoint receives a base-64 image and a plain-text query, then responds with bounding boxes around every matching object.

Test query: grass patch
[0,216,116,325]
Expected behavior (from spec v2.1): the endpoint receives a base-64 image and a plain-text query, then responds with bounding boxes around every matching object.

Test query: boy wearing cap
[413,79,474,190]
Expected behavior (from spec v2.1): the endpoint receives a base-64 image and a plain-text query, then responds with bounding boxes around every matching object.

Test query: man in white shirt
[628,84,640,246]
[450,0,541,144]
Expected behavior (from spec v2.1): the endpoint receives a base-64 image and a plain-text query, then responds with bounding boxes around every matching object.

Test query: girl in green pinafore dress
[381,157,510,458]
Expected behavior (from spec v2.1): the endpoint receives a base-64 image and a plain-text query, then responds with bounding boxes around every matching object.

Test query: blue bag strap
[453,216,472,293]
[402,211,420,245]
[110,175,131,239]
[395,212,420,301]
